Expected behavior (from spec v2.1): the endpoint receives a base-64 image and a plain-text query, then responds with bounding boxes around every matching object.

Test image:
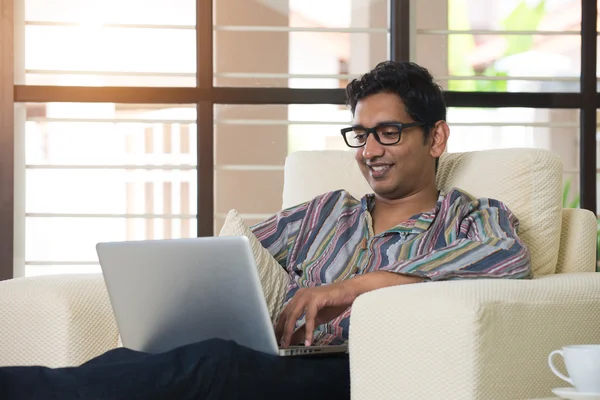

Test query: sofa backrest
[283,148,563,276]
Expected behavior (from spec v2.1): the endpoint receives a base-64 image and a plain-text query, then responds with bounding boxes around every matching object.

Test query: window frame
[1,0,15,281]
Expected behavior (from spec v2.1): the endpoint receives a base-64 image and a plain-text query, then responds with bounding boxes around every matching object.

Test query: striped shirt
[251,188,532,345]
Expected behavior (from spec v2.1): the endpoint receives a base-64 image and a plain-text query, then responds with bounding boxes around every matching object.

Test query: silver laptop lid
[96,236,280,355]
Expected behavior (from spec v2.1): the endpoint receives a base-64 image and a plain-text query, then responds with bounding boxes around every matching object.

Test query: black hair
[345,61,446,143]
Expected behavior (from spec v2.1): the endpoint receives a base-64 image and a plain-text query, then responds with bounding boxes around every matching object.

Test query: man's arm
[277,272,422,347]
[343,271,423,295]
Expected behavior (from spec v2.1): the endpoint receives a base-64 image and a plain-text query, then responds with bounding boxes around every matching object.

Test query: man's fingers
[289,326,305,346]
[281,303,305,348]
[275,293,301,342]
[303,302,319,347]
[275,289,305,342]
[274,304,289,342]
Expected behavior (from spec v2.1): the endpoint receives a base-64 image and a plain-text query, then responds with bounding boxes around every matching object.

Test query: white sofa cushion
[219,209,288,321]
[283,148,563,276]
[283,150,370,209]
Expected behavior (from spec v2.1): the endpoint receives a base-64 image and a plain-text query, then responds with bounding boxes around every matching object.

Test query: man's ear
[429,120,449,159]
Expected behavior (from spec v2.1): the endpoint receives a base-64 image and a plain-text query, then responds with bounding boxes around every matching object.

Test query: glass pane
[437,0,580,32]
[415,0,581,92]
[22,103,198,271]
[287,105,353,152]
[438,77,580,92]
[25,0,195,25]
[25,103,196,166]
[214,103,352,227]
[215,0,389,29]
[416,34,581,91]
[26,217,197,262]
[214,0,389,87]
[216,170,284,215]
[21,0,196,86]
[447,108,579,151]
[215,104,351,166]
[26,170,197,214]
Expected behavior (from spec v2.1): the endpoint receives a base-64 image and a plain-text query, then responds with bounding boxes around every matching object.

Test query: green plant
[447,0,547,93]
[502,0,546,57]
[562,178,580,208]
[474,67,508,92]
[597,220,600,267]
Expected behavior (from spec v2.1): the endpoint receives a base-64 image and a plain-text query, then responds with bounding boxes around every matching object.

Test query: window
[21,103,197,276]
[2,0,598,278]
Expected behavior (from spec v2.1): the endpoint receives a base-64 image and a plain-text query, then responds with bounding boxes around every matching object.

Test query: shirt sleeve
[250,201,309,270]
[376,198,533,281]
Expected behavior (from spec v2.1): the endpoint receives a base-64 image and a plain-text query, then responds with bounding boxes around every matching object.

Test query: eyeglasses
[340,122,426,148]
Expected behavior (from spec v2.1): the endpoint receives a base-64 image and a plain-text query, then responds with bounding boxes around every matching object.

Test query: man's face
[352,92,438,200]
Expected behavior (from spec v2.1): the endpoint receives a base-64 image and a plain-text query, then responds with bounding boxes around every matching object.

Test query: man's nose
[362,133,384,159]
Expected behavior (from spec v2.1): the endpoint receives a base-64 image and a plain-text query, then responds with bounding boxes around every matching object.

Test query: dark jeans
[0,339,350,400]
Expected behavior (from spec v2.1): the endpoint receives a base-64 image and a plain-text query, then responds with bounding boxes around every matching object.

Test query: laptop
[96,236,348,357]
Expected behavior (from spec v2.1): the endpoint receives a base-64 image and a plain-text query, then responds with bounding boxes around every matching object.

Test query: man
[0,61,531,400]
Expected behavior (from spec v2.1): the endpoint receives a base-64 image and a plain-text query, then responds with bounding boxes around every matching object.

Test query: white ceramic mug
[548,345,600,393]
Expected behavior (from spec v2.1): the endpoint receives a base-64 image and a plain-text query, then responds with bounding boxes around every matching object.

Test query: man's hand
[275,282,357,348]
[275,271,425,348]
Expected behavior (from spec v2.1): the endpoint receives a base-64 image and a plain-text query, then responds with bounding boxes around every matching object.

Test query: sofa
[1,148,600,400]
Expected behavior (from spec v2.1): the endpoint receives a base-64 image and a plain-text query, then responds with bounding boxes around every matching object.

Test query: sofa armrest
[0,274,119,367]
[349,273,600,400]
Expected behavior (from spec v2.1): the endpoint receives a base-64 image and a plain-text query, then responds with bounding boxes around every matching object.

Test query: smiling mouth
[369,165,392,172]
[367,164,394,178]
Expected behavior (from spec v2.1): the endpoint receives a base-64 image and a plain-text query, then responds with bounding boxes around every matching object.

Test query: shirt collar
[361,191,443,235]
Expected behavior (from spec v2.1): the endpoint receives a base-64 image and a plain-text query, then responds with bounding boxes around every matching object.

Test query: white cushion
[283,150,370,209]
[219,209,288,321]
[283,148,563,276]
